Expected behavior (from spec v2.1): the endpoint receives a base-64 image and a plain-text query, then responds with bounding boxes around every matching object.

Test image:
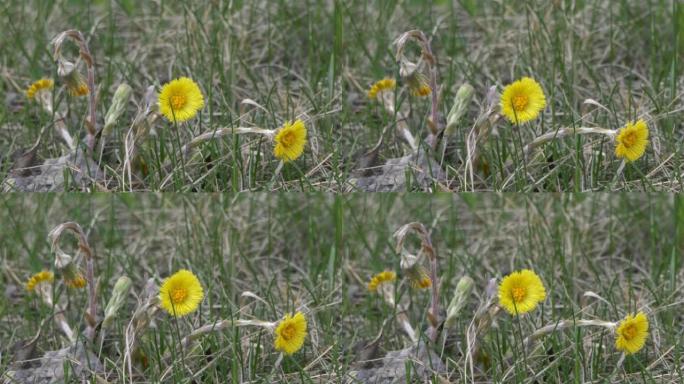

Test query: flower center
[622,132,637,147]
[512,95,529,112]
[171,287,188,304]
[512,286,526,303]
[281,131,296,147]
[622,324,637,340]
[170,94,187,110]
[281,324,296,341]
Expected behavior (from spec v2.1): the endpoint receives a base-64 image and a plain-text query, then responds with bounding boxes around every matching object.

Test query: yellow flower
[367,271,397,292]
[26,271,54,292]
[65,274,87,289]
[498,269,546,315]
[273,119,307,162]
[64,71,89,97]
[615,120,649,162]
[407,72,431,97]
[615,311,649,354]
[26,79,54,99]
[368,78,397,99]
[158,77,205,122]
[274,311,307,355]
[405,265,432,289]
[500,77,546,124]
[159,269,204,317]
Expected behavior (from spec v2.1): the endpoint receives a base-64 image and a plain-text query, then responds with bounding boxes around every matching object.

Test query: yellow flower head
[367,271,397,292]
[615,311,649,354]
[498,269,546,315]
[274,119,307,162]
[274,311,307,355]
[500,77,546,124]
[368,78,397,99]
[65,274,87,289]
[615,120,649,162]
[158,77,205,123]
[159,269,204,317]
[405,264,432,289]
[406,72,431,97]
[26,271,54,292]
[26,79,54,100]
[64,71,89,97]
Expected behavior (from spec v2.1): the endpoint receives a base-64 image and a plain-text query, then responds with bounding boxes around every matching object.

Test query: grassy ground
[0,193,682,383]
[0,1,682,191]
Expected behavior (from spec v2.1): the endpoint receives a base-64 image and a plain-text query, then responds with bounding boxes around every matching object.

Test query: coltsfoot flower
[406,72,431,97]
[406,264,431,289]
[64,71,89,97]
[158,77,205,122]
[26,79,54,100]
[498,269,546,315]
[367,271,397,292]
[26,271,54,292]
[500,77,546,124]
[159,269,204,317]
[368,78,397,99]
[273,119,307,162]
[274,311,307,355]
[615,311,649,354]
[65,274,87,289]
[615,119,649,162]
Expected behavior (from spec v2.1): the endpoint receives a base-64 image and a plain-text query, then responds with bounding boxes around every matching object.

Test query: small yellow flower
[159,269,204,317]
[158,77,205,123]
[367,271,397,292]
[26,79,55,100]
[405,265,432,289]
[368,78,397,99]
[273,119,307,162]
[65,274,87,289]
[274,311,307,355]
[615,120,649,162]
[26,271,54,292]
[500,77,546,124]
[615,311,649,354]
[64,71,89,97]
[498,269,546,315]
[406,72,431,97]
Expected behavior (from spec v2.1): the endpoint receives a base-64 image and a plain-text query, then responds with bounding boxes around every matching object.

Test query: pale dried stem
[522,127,616,158]
[48,222,97,342]
[394,222,440,343]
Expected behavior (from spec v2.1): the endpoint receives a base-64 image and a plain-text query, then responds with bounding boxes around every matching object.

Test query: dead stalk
[48,222,98,342]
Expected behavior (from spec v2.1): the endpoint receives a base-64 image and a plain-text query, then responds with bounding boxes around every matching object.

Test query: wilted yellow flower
[273,119,307,162]
[406,264,431,289]
[158,77,205,122]
[26,79,54,100]
[368,78,397,99]
[500,77,546,124]
[64,71,89,97]
[498,269,546,315]
[159,269,204,317]
[615,311,649,354]
[406,72,431,97]
[26,271,54,292]
[615,120,649,162]
[367,271,397,292]
[65,274,87,289]
[274,312,307,355]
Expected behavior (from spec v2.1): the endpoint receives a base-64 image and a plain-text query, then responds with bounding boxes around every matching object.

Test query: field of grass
[1,193,682,383]
[1,1,682,191]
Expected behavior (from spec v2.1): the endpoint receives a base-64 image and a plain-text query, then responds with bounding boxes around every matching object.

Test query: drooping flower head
[367,271,397,292]
[406,72,431,97]
[500,77,546,124]
[405,264,431,289]
[273,119,307,162]
[615,120,649,162]
[498,269,546,315]
[158,77,205,122]
[159,269,204,317]
[615,311,649,354]
[274,311,307,355]
[26,79,54,100]
[65,274,87,289]
[368,78,397,99]
[64,71,89,97]
[26,271,54,292]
